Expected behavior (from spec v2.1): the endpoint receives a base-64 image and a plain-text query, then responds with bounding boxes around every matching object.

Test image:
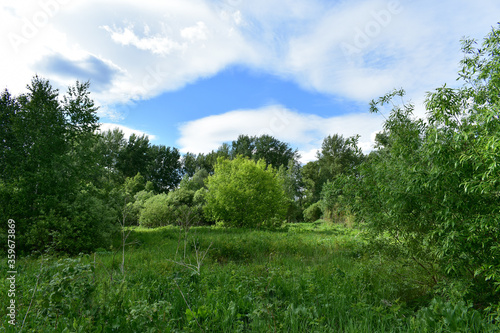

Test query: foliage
[139,193,176,228]
[204,156,288,228]
[412,298,497,332]
[179,168,209,192]
[125,189,154,226]
[277,160,304,222]
[95,128,126,186]
[231,134,299,169]
[336,26,500,307]
[3,222,497,332]
[303,202,322,222]
[0,77,110,254]
[147,144,182,193]
[303,134,364,204]
[116,133,151,179]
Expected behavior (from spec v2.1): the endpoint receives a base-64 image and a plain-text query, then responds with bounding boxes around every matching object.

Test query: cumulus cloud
[1,0,500,160]
[1,0,500,108]
[177,105,385,163]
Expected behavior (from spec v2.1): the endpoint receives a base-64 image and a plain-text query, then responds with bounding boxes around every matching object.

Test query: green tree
[0,77,109,253]
[181,152,198,177]
[341,26,500,306]
[277,159,304,222]
[303,134,364,204]
[231,134,299,169]
[204,156,287,228]
[179,168,209,192]
[116,133,151,179]
[147,145,182,193]
[96,128,126,185]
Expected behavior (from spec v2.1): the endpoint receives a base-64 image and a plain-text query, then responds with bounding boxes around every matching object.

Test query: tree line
[0,79,339,254]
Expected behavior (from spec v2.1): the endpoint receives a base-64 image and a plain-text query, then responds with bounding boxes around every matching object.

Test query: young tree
[204,156,287,228]
[340,26,500,305]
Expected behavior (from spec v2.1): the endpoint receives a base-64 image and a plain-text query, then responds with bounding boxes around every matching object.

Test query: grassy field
[1,221,497,332]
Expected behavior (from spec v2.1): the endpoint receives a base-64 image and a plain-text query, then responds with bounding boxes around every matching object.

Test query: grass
[1,221,497,332]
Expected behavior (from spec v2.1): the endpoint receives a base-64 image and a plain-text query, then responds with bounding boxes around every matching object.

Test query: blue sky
[2,0,500,162]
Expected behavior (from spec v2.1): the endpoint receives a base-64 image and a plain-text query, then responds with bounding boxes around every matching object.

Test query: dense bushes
[139,193,175,227]
[333,26,500,308]
[138,187,205,228]
[303,202,322,222]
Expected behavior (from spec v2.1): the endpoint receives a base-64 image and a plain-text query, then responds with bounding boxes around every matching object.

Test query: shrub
[25,188,117,254]
[303,202,322,222]
[204,156,287,228]
[139,194,176,227]
[125,189,154,225]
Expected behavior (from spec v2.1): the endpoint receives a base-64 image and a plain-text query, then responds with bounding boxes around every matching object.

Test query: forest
[0,26,499,332]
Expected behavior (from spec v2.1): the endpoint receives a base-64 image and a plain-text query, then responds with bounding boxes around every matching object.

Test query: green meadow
[2,221,496,332]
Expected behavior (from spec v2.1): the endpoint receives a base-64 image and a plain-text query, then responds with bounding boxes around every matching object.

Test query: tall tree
[181,152,198,177]
[0,77,110,253]
[303,134,364,203]
[116,133,151,179]
[231,134,299,169]
[147,145,182,193]
[95,128,127,185]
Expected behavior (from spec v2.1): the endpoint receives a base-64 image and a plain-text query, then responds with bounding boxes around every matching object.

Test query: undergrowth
[1,222,498,332]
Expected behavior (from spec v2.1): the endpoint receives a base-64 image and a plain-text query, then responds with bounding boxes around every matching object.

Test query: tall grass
[1,221,497,332]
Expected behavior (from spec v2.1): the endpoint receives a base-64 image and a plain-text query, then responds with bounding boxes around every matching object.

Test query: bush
[139,194,176,228]
[167,187,195,206]
[125,189,154,225]
[204,156,287,228]
[26,188,117,254]
[303,202,322,222]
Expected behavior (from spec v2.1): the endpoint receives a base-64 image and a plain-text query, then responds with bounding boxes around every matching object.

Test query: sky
[1,0,500,163]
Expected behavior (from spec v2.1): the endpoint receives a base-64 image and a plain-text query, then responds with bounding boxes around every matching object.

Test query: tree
[181,152,198,177]
[179,168,209,192]
[147,145,182,193]
[204,156,287,228]
[116,133,151,179]
[230,134,299,169]
[96,128,126,185]
[0,77,111,253]
[339,25,500,305]
[253,134,299,169]
[231,134,255,159]
[303,134,364,204]
[277,159,304,222]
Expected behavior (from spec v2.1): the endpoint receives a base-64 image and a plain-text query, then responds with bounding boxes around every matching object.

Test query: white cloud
[99,123,157,141]
[177,105,385,163]
[0,0,256,105]
[102,25,186,55]
[1,0,500,109]
[1,0,500,162]
[181,21,209,41]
